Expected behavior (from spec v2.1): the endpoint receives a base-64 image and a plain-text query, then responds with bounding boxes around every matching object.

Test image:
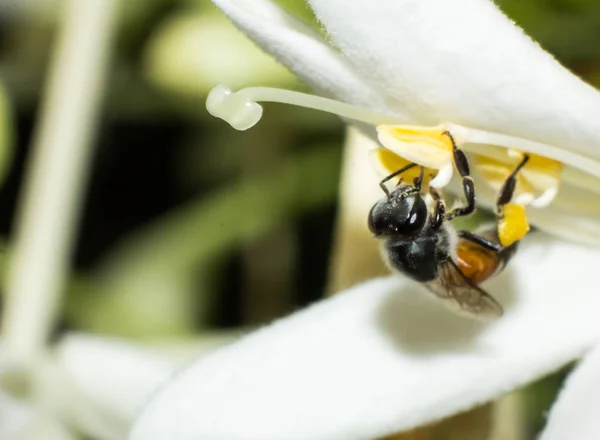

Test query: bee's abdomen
[455,240,502,285]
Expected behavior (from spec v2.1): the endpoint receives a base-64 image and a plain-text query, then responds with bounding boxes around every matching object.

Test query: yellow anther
[511,150,562,191]
[475,155,534,195]
[376,124,457,170]
[370,147,435,187]
[473,151,562,207]
[498,204,530,247]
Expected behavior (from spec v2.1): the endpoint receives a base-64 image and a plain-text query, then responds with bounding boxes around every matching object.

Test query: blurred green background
[0,0,597,438]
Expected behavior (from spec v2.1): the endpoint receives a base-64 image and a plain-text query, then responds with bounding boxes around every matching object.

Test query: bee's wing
[425,260,504,321]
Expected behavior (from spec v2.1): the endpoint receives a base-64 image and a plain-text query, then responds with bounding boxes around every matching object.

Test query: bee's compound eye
[368,194,427,236]
[368,202,386,236]
[404,197,427,233]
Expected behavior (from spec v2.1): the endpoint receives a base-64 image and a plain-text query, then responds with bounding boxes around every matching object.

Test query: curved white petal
[212,0,393,112]
[540,344,600,440]
[131,235,600,440]
[307,0,600,159]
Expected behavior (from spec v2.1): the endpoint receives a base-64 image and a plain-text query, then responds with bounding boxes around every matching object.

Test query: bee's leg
[496,154,531,215]
[457,230,502,252]
[379,162,419,196]
[442,131,476,221]
[430,186,446,230]
[413,165,425,192]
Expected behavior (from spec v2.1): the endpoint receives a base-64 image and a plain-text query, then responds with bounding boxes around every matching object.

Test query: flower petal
[212,0,393,111]
[528,209,600,247]
[306,0,600,159]
[130,235,600,440]
[540,344,600,440]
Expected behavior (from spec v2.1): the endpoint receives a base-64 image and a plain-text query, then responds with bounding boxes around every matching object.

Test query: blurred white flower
[0,334,231,440]
[0,346,32,440]
[129,0,600,439]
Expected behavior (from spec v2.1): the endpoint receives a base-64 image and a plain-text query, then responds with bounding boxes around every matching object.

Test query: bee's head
[368,185,428,237]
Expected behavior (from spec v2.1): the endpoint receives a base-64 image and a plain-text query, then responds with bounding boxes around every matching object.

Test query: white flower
[205,0,600,245]
[130,0,600,439]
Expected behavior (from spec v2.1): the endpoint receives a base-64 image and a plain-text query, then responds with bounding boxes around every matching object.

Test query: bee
[368,131,530,320]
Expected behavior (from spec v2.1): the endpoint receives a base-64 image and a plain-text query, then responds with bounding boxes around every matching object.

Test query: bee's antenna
[378,162,419,197]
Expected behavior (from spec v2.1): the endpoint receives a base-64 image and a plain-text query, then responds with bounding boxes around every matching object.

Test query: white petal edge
[211,0,396,112]
[540,343,600,440]
[307,0,600,160]
[130,234,600,440]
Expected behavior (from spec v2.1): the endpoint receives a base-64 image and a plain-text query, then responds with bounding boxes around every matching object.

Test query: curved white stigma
[206,84,403,130]
[206,84,264,131]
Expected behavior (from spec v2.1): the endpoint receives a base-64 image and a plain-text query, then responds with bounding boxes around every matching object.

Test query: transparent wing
[425,259,504,320]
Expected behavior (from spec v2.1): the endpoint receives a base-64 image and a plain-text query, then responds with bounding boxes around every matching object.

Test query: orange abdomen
[455,240,502,285]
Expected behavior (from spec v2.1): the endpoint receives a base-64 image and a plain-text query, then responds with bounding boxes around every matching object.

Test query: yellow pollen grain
[498,204,530,247]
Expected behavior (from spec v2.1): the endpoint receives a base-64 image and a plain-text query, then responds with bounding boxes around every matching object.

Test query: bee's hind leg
[457,230,502,252]
[495,153,530,215]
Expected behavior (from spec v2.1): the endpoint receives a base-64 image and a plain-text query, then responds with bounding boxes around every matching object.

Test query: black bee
[368,131,529,319]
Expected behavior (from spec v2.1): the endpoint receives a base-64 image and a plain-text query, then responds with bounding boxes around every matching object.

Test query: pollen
[376,124,457,170]
[498,203,530,247]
